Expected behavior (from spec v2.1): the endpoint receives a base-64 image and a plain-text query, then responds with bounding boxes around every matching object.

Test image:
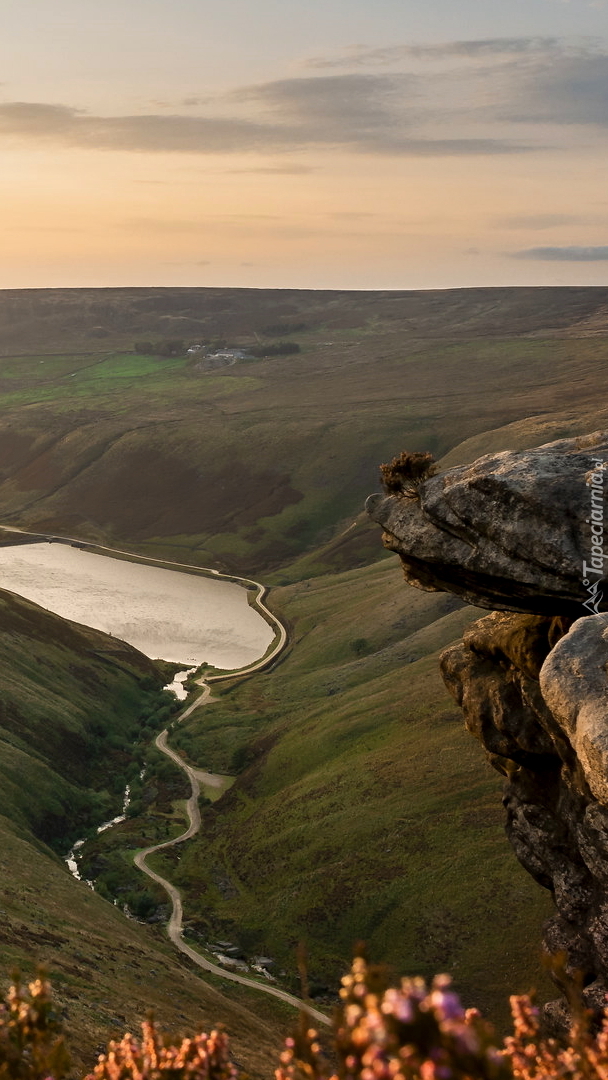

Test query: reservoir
[0,542,274,668]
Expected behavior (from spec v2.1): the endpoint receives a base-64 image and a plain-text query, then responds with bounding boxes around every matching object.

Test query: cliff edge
[367,431,608,1025]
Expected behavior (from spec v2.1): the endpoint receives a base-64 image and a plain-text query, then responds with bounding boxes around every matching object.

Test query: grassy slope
[0,590,287,1075]
[158,558,554,1029]
[0,587,168,845]
[0,814,286,1078]
[0,289,606,575]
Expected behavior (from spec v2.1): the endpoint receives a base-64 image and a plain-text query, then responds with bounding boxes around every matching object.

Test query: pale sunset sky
[2,0,608,290]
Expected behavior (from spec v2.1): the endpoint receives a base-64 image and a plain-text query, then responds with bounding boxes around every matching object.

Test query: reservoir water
[0,542,274,668]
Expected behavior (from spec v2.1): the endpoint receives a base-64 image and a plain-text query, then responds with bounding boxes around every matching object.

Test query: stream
[65,782,133,885]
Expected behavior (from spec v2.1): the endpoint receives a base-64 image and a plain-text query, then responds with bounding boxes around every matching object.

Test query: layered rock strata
[367,432,608,1019]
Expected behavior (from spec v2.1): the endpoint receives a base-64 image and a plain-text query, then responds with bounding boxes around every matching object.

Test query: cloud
[2,225,85,233]
[306,37,566,68]
[0,101,298,153]
[230,73,529,154]
[500,51,608,125]
[231,73,417,150]
[0,79,527,158]
[494,213,584,229]
[0,102,82,135]
[511,246,608,260]
[303,37,608,136]
[2,40,606,163]
[226,164,316,174]
[123,217,212,232]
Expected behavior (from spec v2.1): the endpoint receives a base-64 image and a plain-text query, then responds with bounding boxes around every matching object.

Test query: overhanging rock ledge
[366,430,608,616]
[367,432,608,1025]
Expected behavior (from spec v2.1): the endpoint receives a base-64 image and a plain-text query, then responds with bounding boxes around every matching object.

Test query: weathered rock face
[366,431,608,616]
[367,432,608,1021]
[441,613,608,1016]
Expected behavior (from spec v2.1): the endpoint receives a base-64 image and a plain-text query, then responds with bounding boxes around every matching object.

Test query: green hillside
[0,289,606,575]
[0,587,168,847]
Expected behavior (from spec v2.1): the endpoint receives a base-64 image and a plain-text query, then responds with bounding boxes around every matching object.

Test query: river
[0,541,273,667]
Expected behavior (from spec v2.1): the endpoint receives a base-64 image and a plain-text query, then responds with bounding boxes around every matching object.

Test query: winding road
[0,525,326,1025]
[134,669,330,1026]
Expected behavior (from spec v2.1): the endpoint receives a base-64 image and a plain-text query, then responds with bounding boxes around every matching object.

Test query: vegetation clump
[88,1022,236,1080]
[7,959,608,1080]
[380,451,438,500]
[133,339,185,356]
[0,973,69,1079]
[250,342,301,358]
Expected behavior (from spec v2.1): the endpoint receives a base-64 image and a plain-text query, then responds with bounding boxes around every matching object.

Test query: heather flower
[10,956,608,1080]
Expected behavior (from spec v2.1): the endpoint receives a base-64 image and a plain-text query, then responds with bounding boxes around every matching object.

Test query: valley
[1,286,608,1063]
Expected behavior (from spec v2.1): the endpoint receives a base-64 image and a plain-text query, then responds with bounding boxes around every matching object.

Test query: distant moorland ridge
[1,285,608,355]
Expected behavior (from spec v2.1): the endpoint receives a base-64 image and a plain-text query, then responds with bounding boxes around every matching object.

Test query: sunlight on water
[0,542,273,667]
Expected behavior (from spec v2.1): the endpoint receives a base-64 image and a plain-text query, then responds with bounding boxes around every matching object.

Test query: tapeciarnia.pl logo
[582,456,607,614]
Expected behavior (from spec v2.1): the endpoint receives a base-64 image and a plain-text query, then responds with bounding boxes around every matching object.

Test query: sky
[2,0,608,291]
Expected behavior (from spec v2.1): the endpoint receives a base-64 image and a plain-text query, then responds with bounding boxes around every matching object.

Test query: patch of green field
[74,353,186,382]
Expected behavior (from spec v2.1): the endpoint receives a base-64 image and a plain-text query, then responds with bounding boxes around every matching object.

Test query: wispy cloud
[328,211,378,219]
[494,213,585,229]
[511,246,608,260]
[226,164,316,174]
[0,101,296,153]
[498,51,608,125]
[304,37,608,135]
[0,79,527,157]
[306,37,568,68]
[1,38,606,162]
[2,224,86,233]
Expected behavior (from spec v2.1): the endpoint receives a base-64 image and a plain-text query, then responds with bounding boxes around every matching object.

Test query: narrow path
[135,666,330,1024]
[135,724,330,1028]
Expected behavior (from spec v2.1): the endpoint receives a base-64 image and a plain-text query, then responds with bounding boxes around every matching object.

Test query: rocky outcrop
[367,432,608,1022]
[441,612,608,1019]
[366,431,608,616]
